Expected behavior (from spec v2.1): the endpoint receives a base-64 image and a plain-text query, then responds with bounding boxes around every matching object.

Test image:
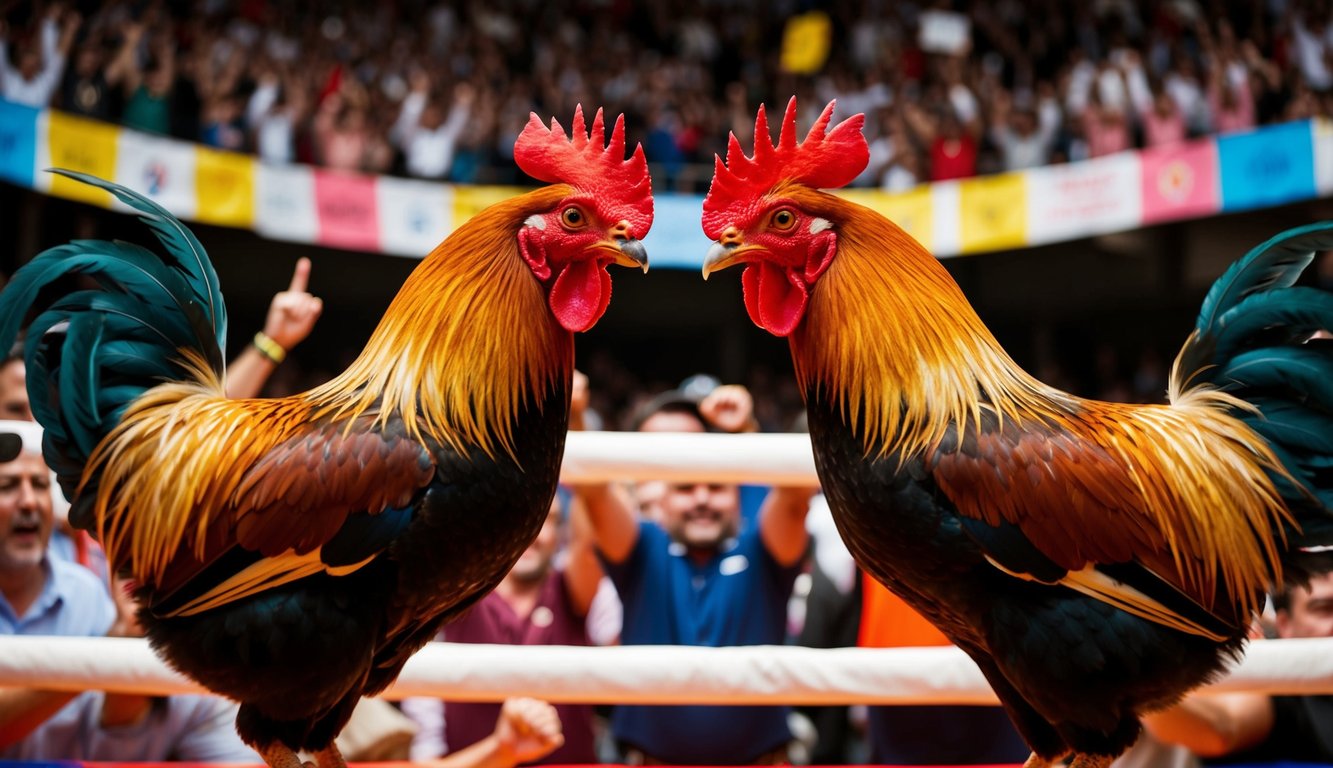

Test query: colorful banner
[114,131,198,219]
[840,186,935,253]
[1026,153,1140,247]
[0,100,38,187]
[958,172,1027,253]
[255,163,318,244]
[376,176,453,258]
[194,147,255,228]
[1218,120,1316,212]
[314,169,379,251]
[4,101,1331,266]
[1139,139,1220,225]
[43,112,119,206]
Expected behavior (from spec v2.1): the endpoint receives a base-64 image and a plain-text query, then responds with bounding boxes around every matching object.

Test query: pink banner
[1139,139,1220,224]
[314,170,380,250]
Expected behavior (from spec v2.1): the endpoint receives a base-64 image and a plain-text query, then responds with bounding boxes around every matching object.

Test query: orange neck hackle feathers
[307,185,575,459]
[516,105,653,239]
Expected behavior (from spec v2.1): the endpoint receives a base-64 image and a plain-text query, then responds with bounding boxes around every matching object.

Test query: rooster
[0,107,651,768]
[701,98,1333,768]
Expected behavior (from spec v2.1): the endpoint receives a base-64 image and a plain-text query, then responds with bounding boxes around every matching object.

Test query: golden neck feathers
[789,189,1059,459]
[309,186,575,458]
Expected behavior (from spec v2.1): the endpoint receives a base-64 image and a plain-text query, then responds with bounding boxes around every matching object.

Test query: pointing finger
[288,257,311,293]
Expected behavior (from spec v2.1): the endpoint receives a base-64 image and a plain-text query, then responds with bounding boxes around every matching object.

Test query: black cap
[628,388,705,431]
[626,373,724,431]
[0,432,20,463]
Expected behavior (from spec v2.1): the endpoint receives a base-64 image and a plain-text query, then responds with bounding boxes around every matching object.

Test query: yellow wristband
[252,332,286,364]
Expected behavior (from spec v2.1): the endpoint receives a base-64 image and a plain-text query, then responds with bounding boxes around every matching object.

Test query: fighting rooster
[701,98,1333,767]
[0,107,651,768]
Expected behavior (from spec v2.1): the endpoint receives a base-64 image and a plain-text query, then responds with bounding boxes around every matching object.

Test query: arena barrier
[3,432,1332,704]
[1,637,1333,703]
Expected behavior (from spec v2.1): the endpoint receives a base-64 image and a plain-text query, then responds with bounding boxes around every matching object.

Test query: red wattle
[550,258,612,332]
[742,262,807,337]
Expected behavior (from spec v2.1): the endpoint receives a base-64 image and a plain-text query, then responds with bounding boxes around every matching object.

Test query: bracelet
[252,331,286,365]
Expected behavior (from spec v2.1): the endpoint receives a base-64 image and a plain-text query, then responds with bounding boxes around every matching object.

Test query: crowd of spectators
[3,0,1332,192]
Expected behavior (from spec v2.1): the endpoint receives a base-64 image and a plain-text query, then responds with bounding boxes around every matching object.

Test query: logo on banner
[143,160,168,196]
[408,204,430,234]
[1157,160,1195,203]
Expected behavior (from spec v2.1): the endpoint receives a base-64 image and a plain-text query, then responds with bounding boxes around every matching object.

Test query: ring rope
[1,637,1331,703]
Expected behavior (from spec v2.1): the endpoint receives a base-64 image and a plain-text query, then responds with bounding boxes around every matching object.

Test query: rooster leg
[1022,751,1071,768]
[1069,754,1114,768]
[257,742,305,768]
[313,743,349,768]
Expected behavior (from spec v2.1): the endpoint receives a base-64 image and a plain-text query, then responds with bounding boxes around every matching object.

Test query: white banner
[930,180,962,257]
[255,162,318,244]
[1026,152,1141,246]
[1313,118,1333,196]
[113,131,199,219]
[376,175,454,258]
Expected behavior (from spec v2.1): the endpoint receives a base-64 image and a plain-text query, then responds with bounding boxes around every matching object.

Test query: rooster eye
[561,207,586,228]
[771,209,796,230]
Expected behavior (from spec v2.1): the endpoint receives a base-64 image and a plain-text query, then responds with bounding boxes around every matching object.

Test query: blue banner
[0,99,38,187]
[1218,120,1316,212]
[642,194,710,270]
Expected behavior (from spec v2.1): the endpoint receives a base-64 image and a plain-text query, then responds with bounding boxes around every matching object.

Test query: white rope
[2,636,1332,704]
[560,432,821,486]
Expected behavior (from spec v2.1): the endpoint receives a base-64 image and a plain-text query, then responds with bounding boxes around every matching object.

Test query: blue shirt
[0,557,114,636]
[0,557,257,762]
[601,520,799,764]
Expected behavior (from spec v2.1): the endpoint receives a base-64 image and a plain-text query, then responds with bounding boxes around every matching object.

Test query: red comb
[702,98,867,238]
[515,106,653,236]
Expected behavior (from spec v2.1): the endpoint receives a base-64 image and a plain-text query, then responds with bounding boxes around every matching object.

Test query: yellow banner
[47,113,119,206]
[451,185,530,225]
[195,147,255,227]
[780,11,832,74]
[838,186,934,252]
[958,172,1027,253]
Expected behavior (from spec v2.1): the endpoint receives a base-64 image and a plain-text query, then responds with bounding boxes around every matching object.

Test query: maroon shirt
[443,569,596,764]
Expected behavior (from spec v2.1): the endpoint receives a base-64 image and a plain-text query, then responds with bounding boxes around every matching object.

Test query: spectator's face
[18,49,41,81]
[639,410,705,433]
[1277,571,1333,639]
[660,481,740,551]
[510,501,560,582]
[0,361,33,422]
[0,451,53,573]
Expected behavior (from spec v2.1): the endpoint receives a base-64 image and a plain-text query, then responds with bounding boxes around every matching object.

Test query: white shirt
[0,17,66,107]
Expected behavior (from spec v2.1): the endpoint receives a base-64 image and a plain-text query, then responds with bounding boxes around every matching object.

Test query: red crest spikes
[702,98,868,239]
[515,106,654,238]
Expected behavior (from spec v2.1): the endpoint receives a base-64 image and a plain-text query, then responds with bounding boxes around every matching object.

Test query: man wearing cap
[0,419,257,761]
[573,377,813,765]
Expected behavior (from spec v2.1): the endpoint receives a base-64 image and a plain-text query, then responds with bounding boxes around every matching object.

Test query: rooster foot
[1022,752,1069,768]
[313,743,349,768]
[1069,754,1114,768]
[258,742,305,768]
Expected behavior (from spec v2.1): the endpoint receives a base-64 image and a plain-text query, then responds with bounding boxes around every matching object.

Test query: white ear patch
[808,218,832,234]
[524,215,547,230]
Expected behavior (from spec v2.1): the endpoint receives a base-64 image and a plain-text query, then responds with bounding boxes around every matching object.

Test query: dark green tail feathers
[1177,221,1333,559]
[0,170,228,522]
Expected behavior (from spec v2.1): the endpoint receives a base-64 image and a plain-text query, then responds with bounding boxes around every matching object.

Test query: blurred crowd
[2,0,1331,192]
